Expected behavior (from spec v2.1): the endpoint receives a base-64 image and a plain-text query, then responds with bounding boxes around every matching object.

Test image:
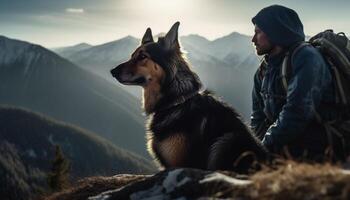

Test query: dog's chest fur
[152,132,188,167]
[146,109,194,168]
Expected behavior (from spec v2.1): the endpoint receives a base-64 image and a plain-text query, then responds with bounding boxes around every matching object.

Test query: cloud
[65,8,84,14]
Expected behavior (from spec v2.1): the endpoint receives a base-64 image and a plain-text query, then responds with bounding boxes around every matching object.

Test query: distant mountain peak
[105,35,139,45]
[74,42,91,47]
[61,42,91,48]
[52,42,93,54]
[179,34,211,52]
[119,35,139,42]
[214,31,251,42]
[53,41,92,55]
[181,34,210,42]
[228,31,245,36]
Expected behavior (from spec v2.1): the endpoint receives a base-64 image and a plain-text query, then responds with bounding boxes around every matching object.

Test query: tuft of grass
[226,160,350,200]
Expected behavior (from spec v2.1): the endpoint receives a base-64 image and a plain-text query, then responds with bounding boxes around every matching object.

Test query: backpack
[281,30,350,157]
[281,29,350,110]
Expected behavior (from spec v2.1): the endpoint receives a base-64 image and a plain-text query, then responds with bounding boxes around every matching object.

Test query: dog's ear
[163,22,180,50]
[142,28,154,44]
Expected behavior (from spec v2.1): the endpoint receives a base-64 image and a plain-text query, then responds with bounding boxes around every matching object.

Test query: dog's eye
[138,54,147,60]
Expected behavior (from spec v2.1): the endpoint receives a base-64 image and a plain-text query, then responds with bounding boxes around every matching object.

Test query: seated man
[250,5,347,161]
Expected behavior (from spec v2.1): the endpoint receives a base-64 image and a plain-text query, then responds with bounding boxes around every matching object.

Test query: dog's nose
[110,67,119,77]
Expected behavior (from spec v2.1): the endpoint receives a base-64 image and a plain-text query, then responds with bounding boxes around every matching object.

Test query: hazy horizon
[1,0,349,48]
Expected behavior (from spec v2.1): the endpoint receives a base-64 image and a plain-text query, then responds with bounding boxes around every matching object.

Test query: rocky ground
[44,161,350,200]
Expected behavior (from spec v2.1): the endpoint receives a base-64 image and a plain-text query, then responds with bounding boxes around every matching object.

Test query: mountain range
[53,32,260,119]
[0,35,149,157]
[53,43,92,58]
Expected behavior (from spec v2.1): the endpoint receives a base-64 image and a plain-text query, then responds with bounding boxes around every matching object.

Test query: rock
[89,168,250,200]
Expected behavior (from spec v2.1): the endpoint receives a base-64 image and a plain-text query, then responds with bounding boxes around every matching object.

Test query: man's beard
[255,45,274,56]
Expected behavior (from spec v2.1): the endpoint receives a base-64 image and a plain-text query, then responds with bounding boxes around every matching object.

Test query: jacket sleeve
[262,47,332,149]
[251,67,266,134]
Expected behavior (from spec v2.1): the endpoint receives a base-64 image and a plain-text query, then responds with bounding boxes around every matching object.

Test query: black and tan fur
[111,22,268,173]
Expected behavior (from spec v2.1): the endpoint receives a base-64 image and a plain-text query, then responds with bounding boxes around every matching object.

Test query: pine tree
[47,145,70,192]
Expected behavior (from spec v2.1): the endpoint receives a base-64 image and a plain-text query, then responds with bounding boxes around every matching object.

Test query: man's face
[252,25,274,56]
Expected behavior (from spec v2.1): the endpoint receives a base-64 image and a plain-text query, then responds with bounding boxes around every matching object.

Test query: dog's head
[110,22,181,88]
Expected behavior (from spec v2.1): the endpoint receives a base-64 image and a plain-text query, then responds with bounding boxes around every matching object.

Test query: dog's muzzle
[110,67,120,79]
[110,65,147,86]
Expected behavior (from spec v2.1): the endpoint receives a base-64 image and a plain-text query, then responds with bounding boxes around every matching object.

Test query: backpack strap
[312,37,350,106]
[281,42,311,92]
[257,56,268,82]
[329,59,348,105]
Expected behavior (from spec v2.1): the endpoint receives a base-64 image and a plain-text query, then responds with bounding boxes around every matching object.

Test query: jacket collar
[265,51,287,68]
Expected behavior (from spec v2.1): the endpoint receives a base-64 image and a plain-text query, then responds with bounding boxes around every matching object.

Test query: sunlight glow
[124,0,198,30]
[65,8,84,14]
[141,0,191,11]
[2,0,349,47]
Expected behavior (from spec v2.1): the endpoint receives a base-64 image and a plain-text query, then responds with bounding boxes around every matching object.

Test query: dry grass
[227,160,350,200]
[43,174,148,200]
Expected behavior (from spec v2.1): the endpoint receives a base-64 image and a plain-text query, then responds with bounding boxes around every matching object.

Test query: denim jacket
[251,45,335,151]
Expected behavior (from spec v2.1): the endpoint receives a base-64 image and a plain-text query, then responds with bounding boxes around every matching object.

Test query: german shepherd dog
[111,22,268,173]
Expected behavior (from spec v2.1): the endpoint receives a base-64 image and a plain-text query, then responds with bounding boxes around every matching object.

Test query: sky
[0,0,349,48]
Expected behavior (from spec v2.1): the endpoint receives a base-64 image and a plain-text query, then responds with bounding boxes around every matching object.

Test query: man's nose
[251,35,256,43]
